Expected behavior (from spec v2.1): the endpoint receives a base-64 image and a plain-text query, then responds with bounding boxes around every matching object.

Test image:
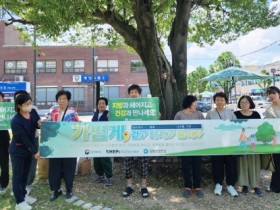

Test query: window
[97,60,118,73]
[103,86,120,98]
[131,60,146,73]
[141,86,151,97]
[36,87,58,106]
[4,60,27,74]
[63,60,85,73]
[63,87,85,106]
[36,61,56,73]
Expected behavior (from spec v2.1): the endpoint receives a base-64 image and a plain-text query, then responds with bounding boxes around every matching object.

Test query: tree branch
[3,7,34,26]
[93,9,140,51]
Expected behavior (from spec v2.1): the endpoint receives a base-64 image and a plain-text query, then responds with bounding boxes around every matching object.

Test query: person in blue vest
[0,92,11,196]
[9,93,41,210]
[92,97,113,186]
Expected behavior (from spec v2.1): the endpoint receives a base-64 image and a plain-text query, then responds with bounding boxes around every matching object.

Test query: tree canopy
[1,0,280,119]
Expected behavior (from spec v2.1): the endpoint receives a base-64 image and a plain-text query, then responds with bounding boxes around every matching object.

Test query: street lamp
[271,68,276,86]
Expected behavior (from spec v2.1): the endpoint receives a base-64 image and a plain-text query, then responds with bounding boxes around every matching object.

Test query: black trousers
[49,158,77,192]
[181,156,202,188]
[11,154,32,204]
[211,155,237,186]
[0,143,9,188]
[270,154,280,193]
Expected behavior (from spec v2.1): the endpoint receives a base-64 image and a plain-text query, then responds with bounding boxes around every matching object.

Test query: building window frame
[130,60,146,73]
[63,60,85,73]
[36,60,57,73]
[62,86,85,106]
[4,60,28,74]
[97,59,119,73]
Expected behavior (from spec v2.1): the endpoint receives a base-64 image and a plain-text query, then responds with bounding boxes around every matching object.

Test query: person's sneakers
[0,187,7,195]
[254,187,263,196]
[140,187,149,198]
[66,190,73,199]
[94,175,105,182]
[15,201,32,210]
[122,186,134,197]
[50,189,62,201]
[25,195,37,205]
[182,188,193,198]
[214,183,222,196]
[194,188,204,197]
[227,185,238,197]
[26,186,31,195]
[104,178,113,186]
[242,186,249,194]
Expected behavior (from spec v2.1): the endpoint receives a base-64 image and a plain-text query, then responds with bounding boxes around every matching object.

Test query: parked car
[45,104,59,117]
[251,96,271,108]
[196,101,212,112]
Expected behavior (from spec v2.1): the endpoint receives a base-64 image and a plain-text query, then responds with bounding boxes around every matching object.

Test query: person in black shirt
[234,95,262,196]
[9,94,41,210]
[0,92,10,195]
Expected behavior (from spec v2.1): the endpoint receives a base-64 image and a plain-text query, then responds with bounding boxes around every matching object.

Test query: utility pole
[271,68,276,86]
[33,26,37,105]
[92,47,95,113]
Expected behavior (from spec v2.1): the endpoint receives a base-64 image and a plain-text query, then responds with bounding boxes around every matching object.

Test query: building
[0,21,150,112]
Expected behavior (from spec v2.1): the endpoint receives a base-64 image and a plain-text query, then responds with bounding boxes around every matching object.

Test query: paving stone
[65,196,78,203]
[82,203,93,209]
[103,208,112,210]
[90,205,103,210]
[73,199,86,206]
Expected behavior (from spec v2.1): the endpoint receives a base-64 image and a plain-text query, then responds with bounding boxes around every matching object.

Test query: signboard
[109,97,159,121]
[0,82,27,93]
[0,102,16,130]
[73,74,109,83]
[40,119,280,158]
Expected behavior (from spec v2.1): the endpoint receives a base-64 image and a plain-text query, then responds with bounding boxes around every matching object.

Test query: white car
[251,96,271,108]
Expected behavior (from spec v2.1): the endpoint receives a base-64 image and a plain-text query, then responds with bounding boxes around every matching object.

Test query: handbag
[78,158,92,176]
[37,158,49,179]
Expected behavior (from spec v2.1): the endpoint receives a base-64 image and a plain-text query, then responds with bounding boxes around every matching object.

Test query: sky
[164,0,280,74]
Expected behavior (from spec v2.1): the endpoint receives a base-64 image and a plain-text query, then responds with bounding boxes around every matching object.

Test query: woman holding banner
[92,97,113,186]
[264,86,280,193]
[48,90,79,201]
[174,95,204,198]
[9,93,41,210]
[234,95,262,196]
[206,92,238,197]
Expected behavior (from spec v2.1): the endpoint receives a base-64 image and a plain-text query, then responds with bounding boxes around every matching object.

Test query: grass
[168,143,280,156]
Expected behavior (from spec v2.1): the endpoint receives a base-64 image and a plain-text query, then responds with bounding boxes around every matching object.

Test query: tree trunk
[129,0,192,119]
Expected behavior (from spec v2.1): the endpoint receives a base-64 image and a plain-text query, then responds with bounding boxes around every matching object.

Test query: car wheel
[201,108,207,112]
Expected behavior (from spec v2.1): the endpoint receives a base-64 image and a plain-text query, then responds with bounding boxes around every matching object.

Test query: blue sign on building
[0,82,27,93]
[81,74,109,83]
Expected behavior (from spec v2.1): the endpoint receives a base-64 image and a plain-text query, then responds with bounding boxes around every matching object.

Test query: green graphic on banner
[0,102,15,130]
[109,97,159,121]
[40,119,280,158]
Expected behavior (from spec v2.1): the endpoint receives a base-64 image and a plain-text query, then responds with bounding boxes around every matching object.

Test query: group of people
[175,86,280,199]
[1,85,280,210]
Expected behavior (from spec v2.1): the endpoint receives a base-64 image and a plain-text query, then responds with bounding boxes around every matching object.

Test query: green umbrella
[200,66,272,82]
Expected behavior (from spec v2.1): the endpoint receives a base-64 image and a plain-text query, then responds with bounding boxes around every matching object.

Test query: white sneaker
[227,185,238,197]
[15,201,32,210]
[25,195,37,205]
[0,187,7,195]
[26,186,31,195]
[214,183,222,196]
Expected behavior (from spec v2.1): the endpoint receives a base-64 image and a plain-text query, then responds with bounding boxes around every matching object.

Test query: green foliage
[258,69,272,93]
[209,51,241,95]
[255,122,275,143]
[187,66,208,95]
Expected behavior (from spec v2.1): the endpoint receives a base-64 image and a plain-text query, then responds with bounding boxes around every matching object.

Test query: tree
[258,69,272,94]
[1,1,280,119]
[187,66,208,95]
[209,51,241,97]
[255,122,274,144]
